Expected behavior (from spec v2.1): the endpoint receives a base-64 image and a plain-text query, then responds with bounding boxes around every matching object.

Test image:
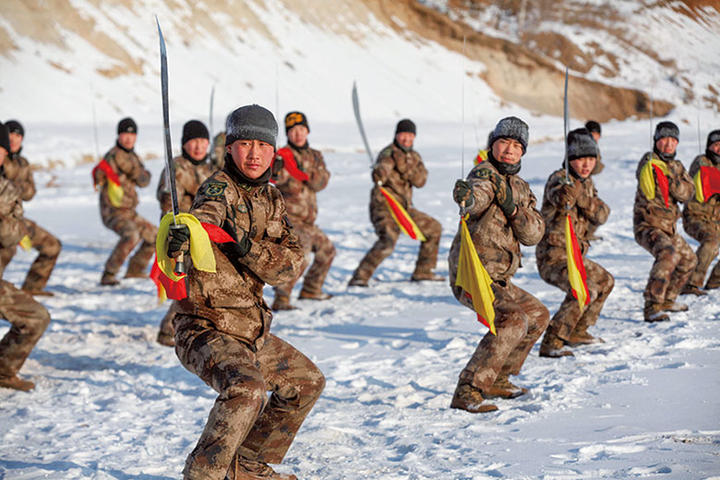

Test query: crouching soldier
[166,105,325,480]
[271,111,335,310]
[155,120,214,347]
[0,122,51,391]
[94,117,157,286]
[449,116,549,413]
[681,129,720,294]
[349,119,443,286]
[633,121,696,322]
[536,129,614,357]
[0,120,62,296]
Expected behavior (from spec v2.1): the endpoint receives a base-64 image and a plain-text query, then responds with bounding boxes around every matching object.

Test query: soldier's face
[183,138,209,161]
[227,139,275,179]
[492,138,523,164]
[287,125,309,147]
[395,132,415,149]
[655,137,678,155]
[569,156,597,179]
[709,141,720,155]
[8,132,22,153]
[118,132,137,150]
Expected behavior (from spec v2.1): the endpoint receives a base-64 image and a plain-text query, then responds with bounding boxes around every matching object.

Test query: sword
[351,81,375,166]
[209,84,215,146]
[563,66,571,185]
[156,17,185,274]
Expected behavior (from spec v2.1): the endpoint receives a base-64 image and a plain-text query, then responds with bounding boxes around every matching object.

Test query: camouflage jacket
[536,169,610,265]
[272,144,330,225]
[633,152,693,236]
[371,142,427,209]
[94,144,151,214]
[1,150,36,202]
[449,161,545,284]
[682,154,720,231]
[210,132,226,170]
[176,166,304,350]
[0,176,26,278]
[156,154,215,214]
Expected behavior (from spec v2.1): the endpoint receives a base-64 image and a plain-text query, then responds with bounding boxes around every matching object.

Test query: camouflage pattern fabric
[157,154,215,215]
[274,222,335,298]
[633,152,696,306]
[2,150,36,201]
[682,154,720,288]
[211,132,226,171]
[351,142,441,281]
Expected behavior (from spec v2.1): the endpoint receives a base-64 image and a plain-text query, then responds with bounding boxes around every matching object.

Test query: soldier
[0,122,51,392]
[536,129,614,357]
[681,129,720,294]
[449,116,549,413]
[166,105,324,480]
[93,117,157,286]
[155,120,214,347]
[633,121,696,322]
[0,120,62,296]
[271,111,335,311]
[348,119,443,286]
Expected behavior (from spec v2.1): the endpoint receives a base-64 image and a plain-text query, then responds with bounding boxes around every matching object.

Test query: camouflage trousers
[157,300,179,341]
[683,219,720,288]
[0,280,51,378]
[274,221,335,298]
[351,201,442,282]
[453,281,549,391]
[635,227,697,305]
[538,257,614,341]
[102,209,157,276]
[0,218,62,292]
[175,316,325,480]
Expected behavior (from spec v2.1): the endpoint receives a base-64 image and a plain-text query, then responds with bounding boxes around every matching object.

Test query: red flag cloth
[150,255,187,301]
[565,214,590,308]
[276,147,309,183]
[651,163,670,208]
[92,159,120,187]
[464,292,493,332]
[200,222,236,243]
[378,187,426,241]
[700,165,720,201]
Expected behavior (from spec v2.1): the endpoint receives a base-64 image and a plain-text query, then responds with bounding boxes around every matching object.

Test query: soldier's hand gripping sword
[156,17,185,274]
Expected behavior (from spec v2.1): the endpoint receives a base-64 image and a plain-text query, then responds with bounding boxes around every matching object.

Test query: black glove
[221,222,252,258]
[489,172,515,217]
[167,224,190,258]
[453,179,474,207]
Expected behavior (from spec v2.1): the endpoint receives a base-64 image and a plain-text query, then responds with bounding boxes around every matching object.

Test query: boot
[411,271,445,282]
[705,277,720,290]
[229,456,298,480]
[567,330,604,346]
[348,276,369,287]
[271,294,297,311]
[482,374,528,399]
[124,264,149,279]
[0,374,35,392]
[539,334,574,358]
[298,289,333,301]
[680,284,707,296]
[100,271,120,286]
[449,382,498,413]
[644,302,670,323]
[156,331,175,347]
[661,300,688,312]
[22,288,54,297]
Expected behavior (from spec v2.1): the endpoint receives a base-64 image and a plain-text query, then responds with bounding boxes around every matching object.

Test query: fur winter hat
[181,120,209,145]
[585,120,601,135]
[5,120,24,137]
[489,116,529,154]
[0,122,9,154]
[707,129,720,150]
[654,121,679,142]
[225,104,278,148]
[567,128,598,161]
[285,111,309,134]
[395,119,416,136]
[117,117,137,134]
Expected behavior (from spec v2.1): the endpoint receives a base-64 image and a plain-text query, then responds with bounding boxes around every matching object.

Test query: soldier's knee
[225,379,267,412]
[46,238,62,257]
[299,370,326,407]
[28,306,51,335]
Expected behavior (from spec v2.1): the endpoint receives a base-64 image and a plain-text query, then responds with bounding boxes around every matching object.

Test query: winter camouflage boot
[680,284,707,296]
[100,270,120,286]
[298,289,332,301]
[410,271,445,282]
[482,374,528,399]
[450,382,498,413]
[661,300,688,312]
[567,329,604,346]
[227,456,298,480]
[539,333,574,358]
[644,302,670,323]
[271,293,297,311]
[0,374,35,392]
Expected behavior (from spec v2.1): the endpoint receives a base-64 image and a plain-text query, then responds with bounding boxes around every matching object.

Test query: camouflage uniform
[448,160,549,404]
[633,152,696,315]
[0,149,62,293]
[350,142,442,283]
[682,154,720,289]
[155,153,215,345]
[95,144,157,279]
[211,132,226,171]
[0,176,51,386]
[272,143,334,303]
[173,162,325,480]
[536,169,613,350]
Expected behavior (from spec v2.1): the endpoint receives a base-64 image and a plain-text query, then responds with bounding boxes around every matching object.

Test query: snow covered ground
[1,115,719,480]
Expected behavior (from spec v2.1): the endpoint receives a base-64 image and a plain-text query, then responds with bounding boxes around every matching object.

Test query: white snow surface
[1,115,720,479]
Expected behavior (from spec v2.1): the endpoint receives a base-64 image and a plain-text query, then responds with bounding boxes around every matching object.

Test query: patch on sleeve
[200,181,227,198]
[472,167,492,179]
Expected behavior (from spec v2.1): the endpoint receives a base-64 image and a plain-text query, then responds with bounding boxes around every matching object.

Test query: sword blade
[352,81,375,165]
[563,66,570,183]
